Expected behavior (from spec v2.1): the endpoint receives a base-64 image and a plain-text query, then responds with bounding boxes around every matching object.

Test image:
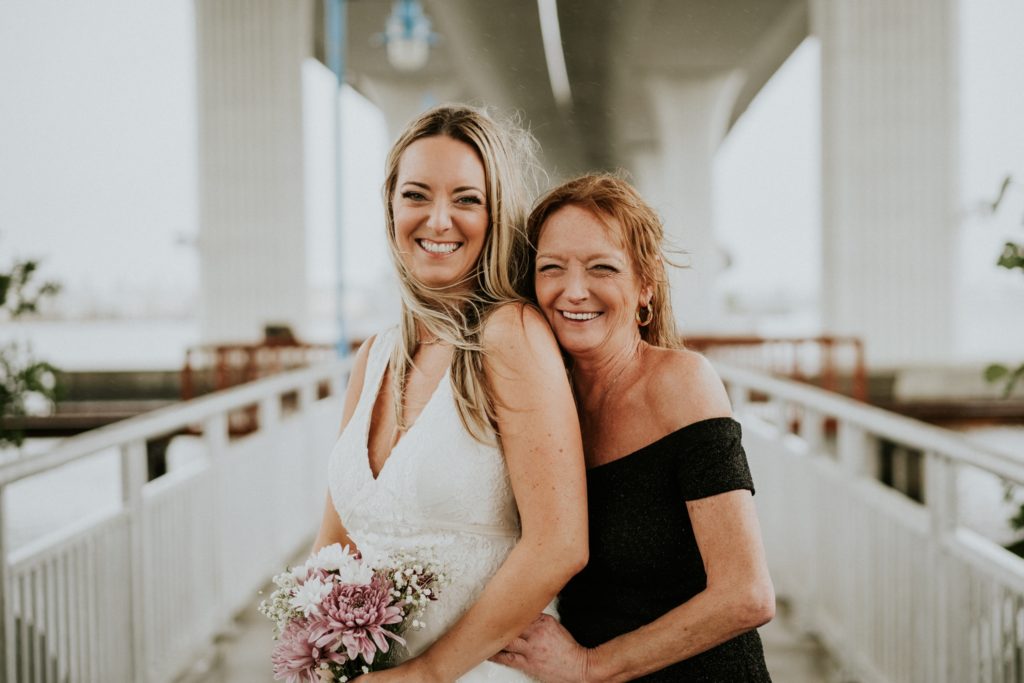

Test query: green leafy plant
[984,176,1024,553]
[0,258,62,447]
[984,174,1024,398]
[1004,481,1024,532]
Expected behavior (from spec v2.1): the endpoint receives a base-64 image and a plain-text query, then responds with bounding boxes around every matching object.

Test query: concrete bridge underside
[196,0,959,368]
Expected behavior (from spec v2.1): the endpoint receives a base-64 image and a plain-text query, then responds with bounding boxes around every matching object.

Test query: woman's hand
[357,659,442,683]
[357,670,412,683]
[490,614,595,683]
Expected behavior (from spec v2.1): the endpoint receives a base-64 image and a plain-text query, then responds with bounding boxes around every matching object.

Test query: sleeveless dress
[328,327,544,681]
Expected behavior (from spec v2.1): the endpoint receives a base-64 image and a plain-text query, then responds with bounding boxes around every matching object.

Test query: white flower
[337,559,375,586]
[307,543,354,572]
[357,545,386,570]
[289,564,311,582]
[306,543,374,585]
[274,572,298,590]
[288,576,332,617]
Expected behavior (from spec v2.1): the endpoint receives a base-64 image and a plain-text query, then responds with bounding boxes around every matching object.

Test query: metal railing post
[726,381,748,415]
[121,439,149,683]
[0,485,15,683]
[798,408,826,455]
[203,413,229,622]
[837,420,872,477]
[925,451,957,683]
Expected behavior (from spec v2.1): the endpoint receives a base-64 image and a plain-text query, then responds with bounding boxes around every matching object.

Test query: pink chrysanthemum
[311,574,405,665]
[271,618,347,683]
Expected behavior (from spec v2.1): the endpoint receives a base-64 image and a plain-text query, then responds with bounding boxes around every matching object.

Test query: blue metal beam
[324,0,349,356]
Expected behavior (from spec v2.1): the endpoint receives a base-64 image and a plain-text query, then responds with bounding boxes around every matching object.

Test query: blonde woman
[312,105,588,682]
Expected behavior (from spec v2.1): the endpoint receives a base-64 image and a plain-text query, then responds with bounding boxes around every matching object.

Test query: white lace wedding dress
[328,327,549,681]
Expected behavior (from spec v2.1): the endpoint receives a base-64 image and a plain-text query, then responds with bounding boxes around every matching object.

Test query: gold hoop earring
[635,303,653,327]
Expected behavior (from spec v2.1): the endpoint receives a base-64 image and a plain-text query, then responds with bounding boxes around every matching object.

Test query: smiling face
[534,204,652,358]
[391,135,489,291]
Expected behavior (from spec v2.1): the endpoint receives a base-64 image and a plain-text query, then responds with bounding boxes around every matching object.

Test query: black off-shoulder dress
[559,417,772,682]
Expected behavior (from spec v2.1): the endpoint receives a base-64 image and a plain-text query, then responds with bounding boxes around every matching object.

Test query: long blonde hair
[383,104,540,443]
[525,173,682,349]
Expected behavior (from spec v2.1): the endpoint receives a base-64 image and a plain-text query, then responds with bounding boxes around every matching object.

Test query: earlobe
[635,301,654,327]
[636,286,655,327]
[640,284,654,307]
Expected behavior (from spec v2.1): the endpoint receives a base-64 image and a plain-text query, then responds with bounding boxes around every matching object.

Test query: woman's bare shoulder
[641,346,732,429]
[349,333,378,380]
[336,333,379,433]
[480,302,556,352]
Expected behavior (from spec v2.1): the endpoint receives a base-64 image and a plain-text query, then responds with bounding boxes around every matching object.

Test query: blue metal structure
[325,0,349,357]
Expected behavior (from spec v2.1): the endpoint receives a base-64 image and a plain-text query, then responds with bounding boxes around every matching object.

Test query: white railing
[6,355,1021,683]
[718,362,1024,683]
[0,358,351,683]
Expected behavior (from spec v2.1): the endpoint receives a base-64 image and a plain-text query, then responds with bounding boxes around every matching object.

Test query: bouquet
[259,543,444,682]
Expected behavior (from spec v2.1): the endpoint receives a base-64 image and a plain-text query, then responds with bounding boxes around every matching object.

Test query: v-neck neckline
[363,343,450,482]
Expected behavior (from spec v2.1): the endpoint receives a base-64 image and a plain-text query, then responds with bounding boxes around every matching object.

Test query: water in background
[0,319,201,371]
[2,319,219,553]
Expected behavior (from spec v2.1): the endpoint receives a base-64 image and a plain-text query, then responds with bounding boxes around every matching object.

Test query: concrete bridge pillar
[814,0,959,367]
[629,144,665,225]
[646,72,744,335]
[195,0,315,343]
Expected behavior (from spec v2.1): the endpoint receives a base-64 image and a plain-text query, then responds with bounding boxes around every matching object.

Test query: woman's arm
[583,489,774,682]
[367,304,589,683]
[493,490,774,683]
[311,335,375,554]
[495,352,774,683]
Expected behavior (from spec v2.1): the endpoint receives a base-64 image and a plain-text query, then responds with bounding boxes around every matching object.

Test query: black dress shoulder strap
[656,417,755,501]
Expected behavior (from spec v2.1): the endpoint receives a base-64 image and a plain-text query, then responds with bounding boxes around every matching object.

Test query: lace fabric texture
[328,327,546,681]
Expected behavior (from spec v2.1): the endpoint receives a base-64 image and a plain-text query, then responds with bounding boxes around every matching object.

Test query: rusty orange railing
[685,335,868,401]
[181,342,335,401]
[180,339,336,436]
